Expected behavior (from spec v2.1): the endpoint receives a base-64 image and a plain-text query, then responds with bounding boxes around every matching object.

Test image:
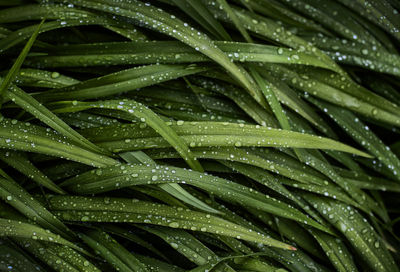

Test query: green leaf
[120,151,219,214]
[25,41,333,70]
[309,97,400,181]
[308,229,357,272]
[140,226,219,265]
[0,19,44,108]
[3,84,105,154]
[37,64,206,101]
[0,218,82,252]
[79,121,371,157]
[48,195,296,250]
[60,163,332,234]
[15,238,98,272]
[0,118,117,167]
[303,194,398,272]
[52,99,203,171]
[0,177,73,238]
[62,0,266,108]
[80,229,149,272]
[0,150,65,194]
[171,0,231,40]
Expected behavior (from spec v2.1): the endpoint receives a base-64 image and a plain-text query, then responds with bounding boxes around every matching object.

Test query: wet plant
[0,0,399,271]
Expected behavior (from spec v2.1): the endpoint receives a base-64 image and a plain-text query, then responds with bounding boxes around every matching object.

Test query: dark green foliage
[0,0,399,271]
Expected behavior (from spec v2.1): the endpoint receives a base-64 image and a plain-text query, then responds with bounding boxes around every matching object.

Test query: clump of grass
[0,0,399,271]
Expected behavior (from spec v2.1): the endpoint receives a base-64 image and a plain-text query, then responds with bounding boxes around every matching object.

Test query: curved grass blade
[279,0,382,49]
[0,19,44,109]
[60,112,120,129]
[325,50,400,77]
[140,226,219,266]
[309,97,400,181]
[80,229,149,272]
[335,167,400,192]
[48,195,295,250]
[37,64,206,101]
[254,68,335,135]
[0,218,81,252]
[308,229,358,272]
[79,121,371,157]
[121,151,219,214]
[264,64,400,127]
[189,76,277,126]
[61,0,265,107]
[135,255,185,272]
[99,224,169,261]
[337,0,400,42]
[0,118,117,167]
[15,239,98,272]
[25,41,333,71]
[0,4,93,23]
[147,146,330,186]
[0,150,65,194]
[3,84,106,154]
[60,163,332,233]
[219,160,326,222]
[268,218,326,260]
[220,160,298,204]
[0,176,74,239]
[16,68,80,88]
[0,19,121,53]
[249,66,290,131]
[242,0,329,35]
[215,0,253,42]
[298,66,400,117]
[0,243,43,272]
[52,99,203,171]
[303,194,398,272]
[171,0,231,40]
[203,0,343,74]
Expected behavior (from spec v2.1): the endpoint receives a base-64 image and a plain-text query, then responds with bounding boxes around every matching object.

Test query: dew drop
[170,242,179,249]
[51,72,60,79]
[169,222,179,228]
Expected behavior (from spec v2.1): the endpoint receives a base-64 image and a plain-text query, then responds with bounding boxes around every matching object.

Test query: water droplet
[51,72,60,79]
[170,242,179,249]
[291,54,300,60]
[169,222,179,228]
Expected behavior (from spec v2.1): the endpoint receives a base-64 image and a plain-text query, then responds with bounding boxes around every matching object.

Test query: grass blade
[0,19,44,108]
